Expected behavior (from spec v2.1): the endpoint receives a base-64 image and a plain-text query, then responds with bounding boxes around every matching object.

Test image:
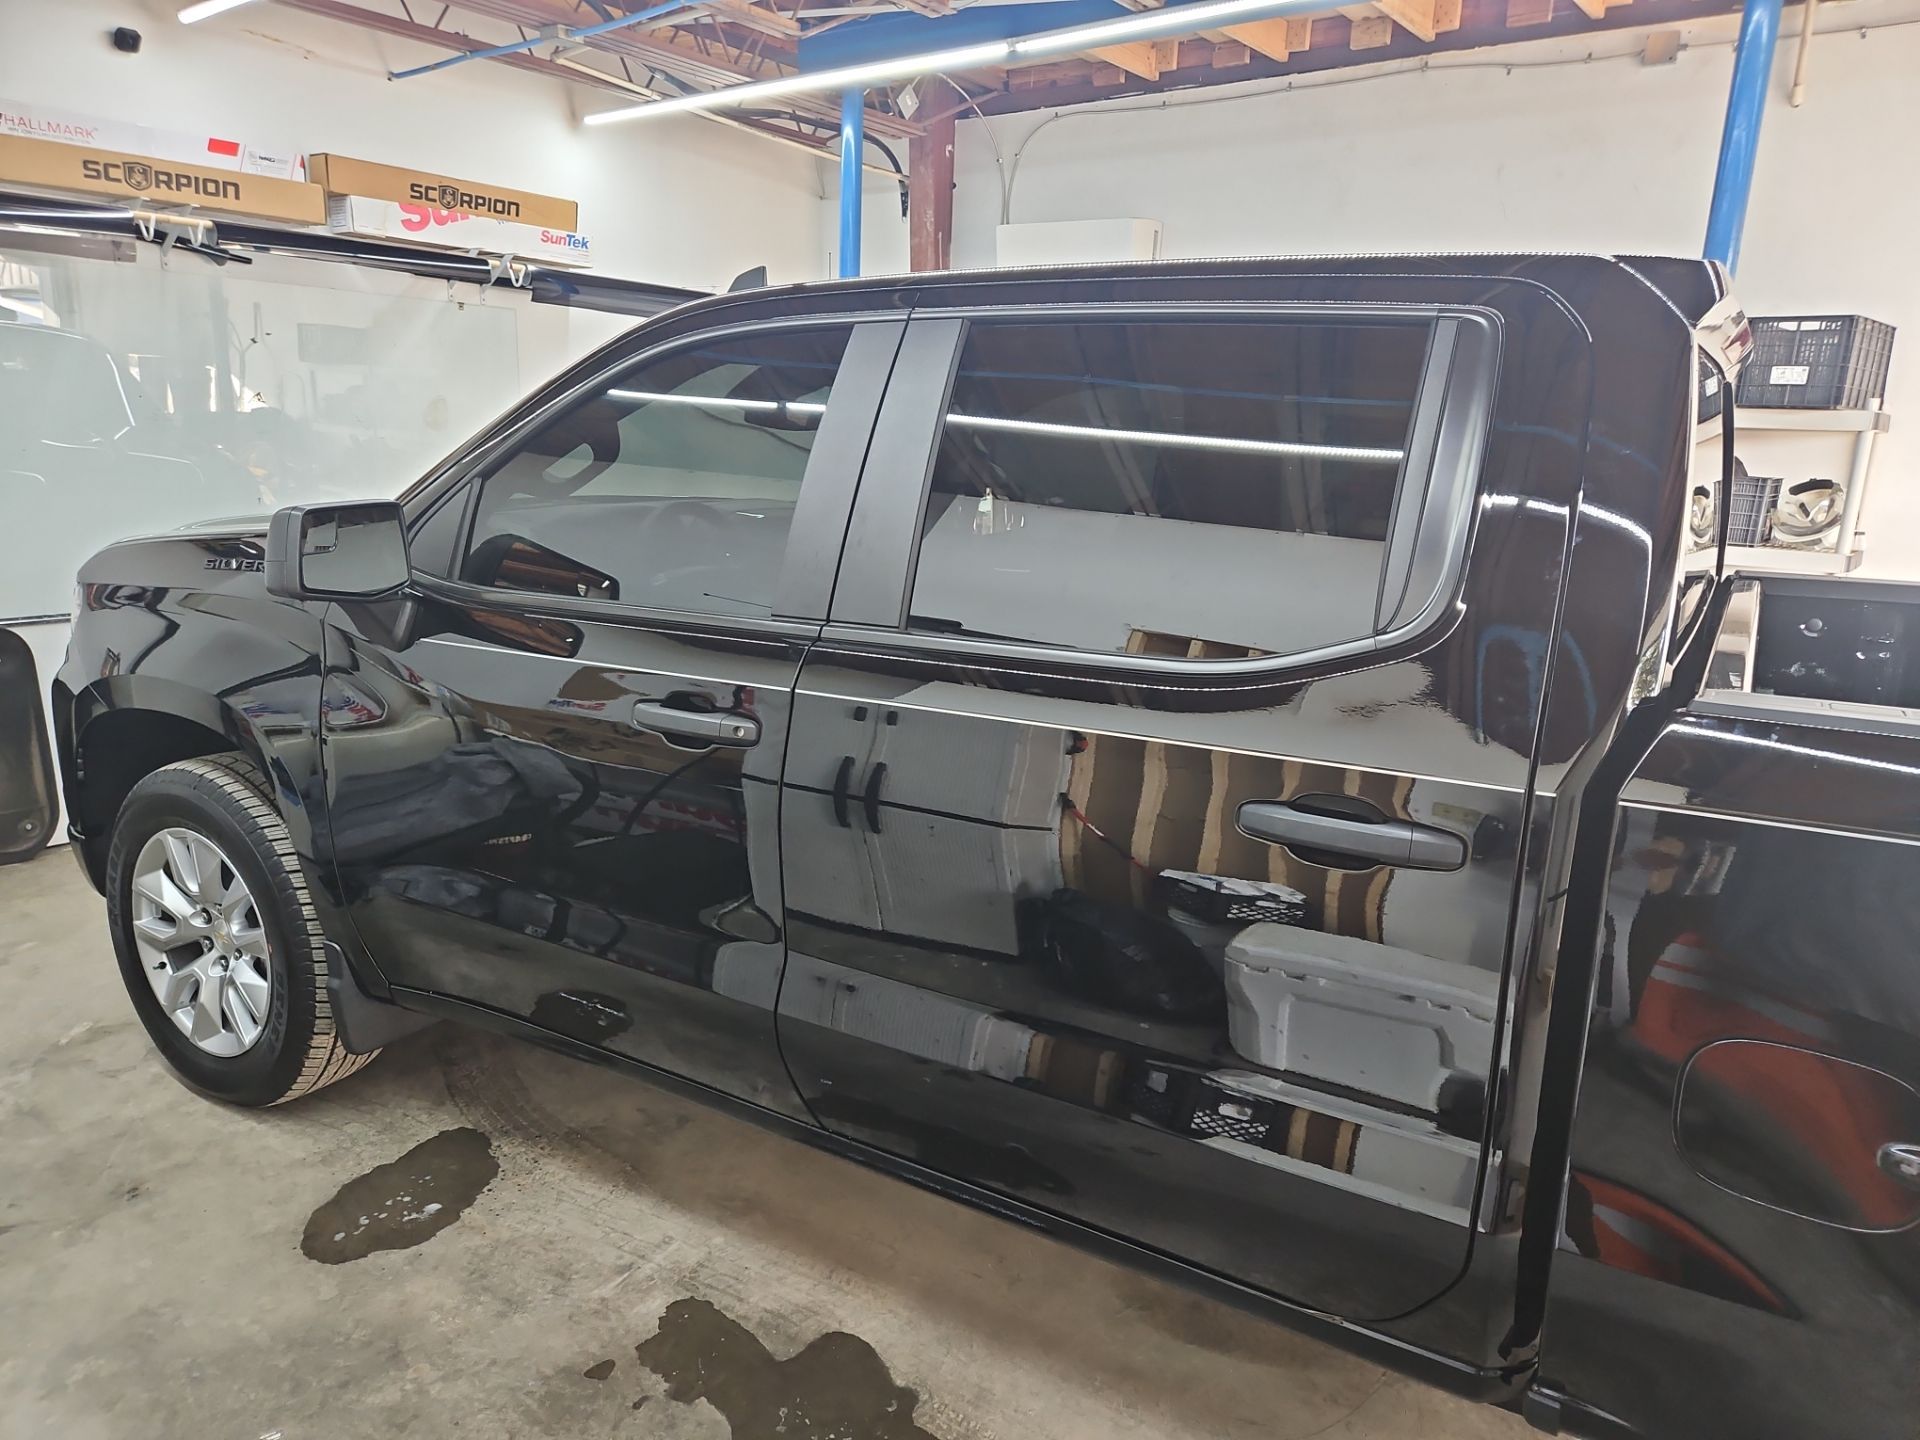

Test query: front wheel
[105,752,377,1106]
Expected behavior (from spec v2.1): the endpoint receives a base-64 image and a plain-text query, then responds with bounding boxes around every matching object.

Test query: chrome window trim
[827,302,1501,682]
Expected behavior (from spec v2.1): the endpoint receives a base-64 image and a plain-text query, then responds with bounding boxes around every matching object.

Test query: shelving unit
[1701,404,1892,574]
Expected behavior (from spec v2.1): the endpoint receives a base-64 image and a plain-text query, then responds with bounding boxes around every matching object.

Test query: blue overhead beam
[839,88,864,278]
[389,0,698,81]
[1703,0,1786,272]
[798,0,1137,70]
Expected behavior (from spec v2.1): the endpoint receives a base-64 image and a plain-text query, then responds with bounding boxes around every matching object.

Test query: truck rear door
[773,274,1595,1321]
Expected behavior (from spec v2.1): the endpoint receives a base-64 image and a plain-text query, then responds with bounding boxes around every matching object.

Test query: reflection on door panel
[324,617,805,1114]
[777,307,1549,1323]
[778,684,1524,1317]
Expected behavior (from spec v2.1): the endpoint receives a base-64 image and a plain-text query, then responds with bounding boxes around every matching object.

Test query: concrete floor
[0,848,1529,1440]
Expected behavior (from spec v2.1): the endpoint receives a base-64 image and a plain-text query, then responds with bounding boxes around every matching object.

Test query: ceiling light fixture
[585,38,1014,124]
[178,0,263,22]
[584,0,1324,125]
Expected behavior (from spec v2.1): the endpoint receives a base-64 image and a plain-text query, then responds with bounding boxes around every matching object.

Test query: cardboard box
[325,194,592,268]
[0,133,324,223]
[309,154,577,232]
[0,96,305,179]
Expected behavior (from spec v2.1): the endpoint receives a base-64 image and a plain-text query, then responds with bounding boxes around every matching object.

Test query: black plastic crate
[1736,315,1895,409]
[1157,870,1307,927]
[1727,470,1781,547]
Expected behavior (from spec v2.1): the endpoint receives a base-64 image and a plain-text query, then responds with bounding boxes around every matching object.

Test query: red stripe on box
[207,138,241,157]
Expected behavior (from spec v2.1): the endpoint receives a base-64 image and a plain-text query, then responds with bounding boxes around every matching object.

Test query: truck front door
[320,317,899,1115]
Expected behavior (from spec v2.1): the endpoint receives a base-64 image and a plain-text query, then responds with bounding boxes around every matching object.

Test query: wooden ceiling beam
[692,0,804,37]
[1089,41,1165,79]
[1374,0,1439,38]
[971,0,1741,113]
[1341,0,1436,41]
[1087,39,1181,80]
[1218,17,1298,61]
[1349,14,1393,45]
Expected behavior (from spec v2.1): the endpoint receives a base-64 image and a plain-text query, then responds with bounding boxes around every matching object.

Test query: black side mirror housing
[266,501,410,602]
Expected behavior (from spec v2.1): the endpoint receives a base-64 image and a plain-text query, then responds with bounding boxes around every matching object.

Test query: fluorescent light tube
[946,412,1406,465]
[179,0,263,21]
[609,389,829,415]
[584,39,1015,125]
[582,0,1323,125]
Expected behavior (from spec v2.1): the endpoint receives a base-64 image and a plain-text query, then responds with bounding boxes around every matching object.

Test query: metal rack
[1701,405,1893,573]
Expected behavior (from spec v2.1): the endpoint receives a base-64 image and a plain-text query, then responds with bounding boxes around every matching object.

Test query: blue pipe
[1702,0,1786,272]
[389,0,696,81]
[839,88,864,279]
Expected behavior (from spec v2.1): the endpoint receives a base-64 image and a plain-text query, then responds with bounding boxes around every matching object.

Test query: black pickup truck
[49,255,1920,1439]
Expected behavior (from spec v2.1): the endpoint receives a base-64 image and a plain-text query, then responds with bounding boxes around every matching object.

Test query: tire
[104,751,377,1106]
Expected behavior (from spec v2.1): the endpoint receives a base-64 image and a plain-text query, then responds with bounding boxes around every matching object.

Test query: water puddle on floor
[301,1127,498,1264]
[633,1297,937,1439]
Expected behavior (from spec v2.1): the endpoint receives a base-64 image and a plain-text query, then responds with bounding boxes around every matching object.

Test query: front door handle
[1880,1142,1920,1190]
[1238,799,1467,871]
[630,699,759,749]
[862,761,887,834]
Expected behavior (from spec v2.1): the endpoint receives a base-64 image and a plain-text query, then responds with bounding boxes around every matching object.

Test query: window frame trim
[826,302,1500,680]
[401,312,907,630]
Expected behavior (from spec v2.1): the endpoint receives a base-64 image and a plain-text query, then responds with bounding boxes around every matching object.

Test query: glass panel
[0,236,627,621]
[408,481,472,580]
[463,327,853,620]
[909,318,1431,659]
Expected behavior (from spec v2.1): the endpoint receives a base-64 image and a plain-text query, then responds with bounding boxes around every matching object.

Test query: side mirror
[266,501,410,602]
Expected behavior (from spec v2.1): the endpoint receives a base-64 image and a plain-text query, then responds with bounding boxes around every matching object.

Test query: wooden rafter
[980,0,1724,114]
[1089,39,1178,80]
[1217,16,1310,62]
[1374,0,1440,41]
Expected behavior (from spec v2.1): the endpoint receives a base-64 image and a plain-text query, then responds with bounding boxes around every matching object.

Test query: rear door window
[907,318,1432,659]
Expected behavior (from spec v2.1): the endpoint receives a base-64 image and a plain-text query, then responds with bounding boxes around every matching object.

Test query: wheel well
[74,709,237,861]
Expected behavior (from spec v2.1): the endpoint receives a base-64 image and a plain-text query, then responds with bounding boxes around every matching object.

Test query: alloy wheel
[130,827,273,1058]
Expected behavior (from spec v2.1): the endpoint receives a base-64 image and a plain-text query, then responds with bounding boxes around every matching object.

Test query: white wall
[853,1,1920,574]
[1,0,830,290]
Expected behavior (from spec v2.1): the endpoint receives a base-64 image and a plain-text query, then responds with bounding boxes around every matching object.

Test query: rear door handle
[1237,799,1467,871]
[862,761,887,834]
[831,755,855,828]
[630,699,760,749]
[1880,1142,1920,1189]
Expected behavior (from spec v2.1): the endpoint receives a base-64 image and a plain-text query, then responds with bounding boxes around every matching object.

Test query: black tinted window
[408,482,470,579]
[465,327,852,618]
[909,319,1431,658]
